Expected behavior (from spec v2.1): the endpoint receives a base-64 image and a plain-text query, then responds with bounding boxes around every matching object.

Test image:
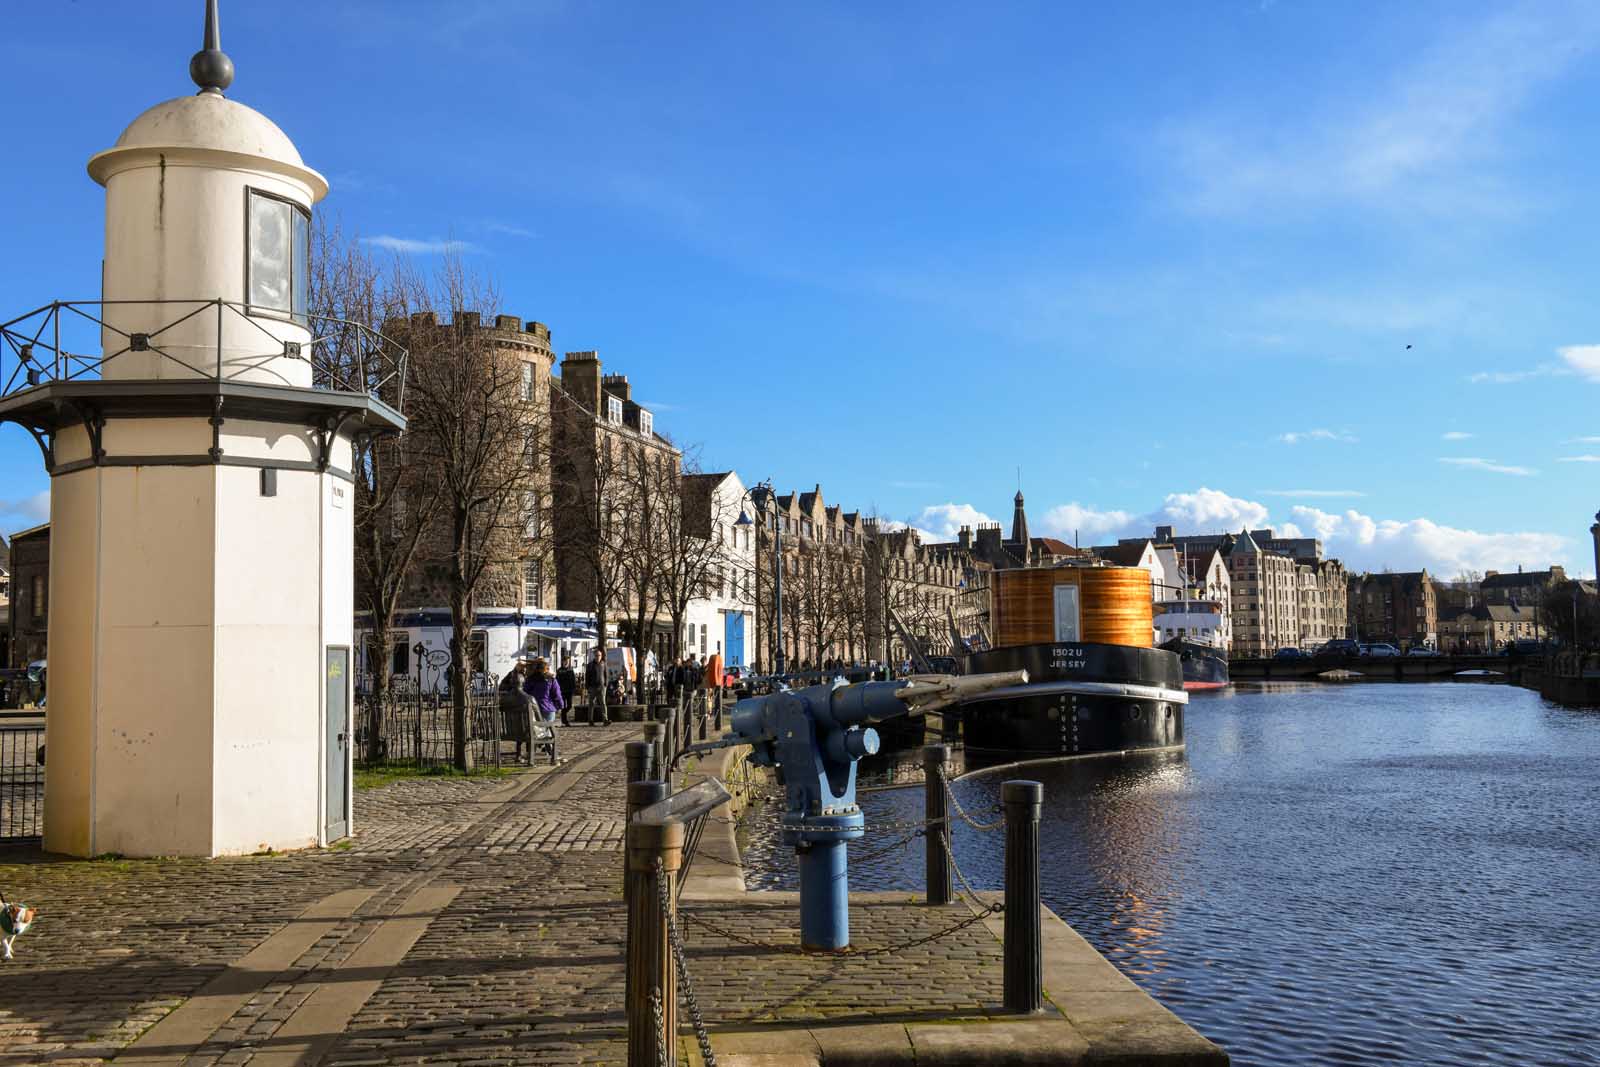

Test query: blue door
[724,613,746,666]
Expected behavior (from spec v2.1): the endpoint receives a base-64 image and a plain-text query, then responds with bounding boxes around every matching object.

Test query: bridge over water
[1231,653,1536,684]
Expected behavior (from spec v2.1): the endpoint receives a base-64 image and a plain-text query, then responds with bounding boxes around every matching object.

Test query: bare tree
[616,434,681,702]
[392,257,542,769]
[310,217,442,761]
[549,392,634,718]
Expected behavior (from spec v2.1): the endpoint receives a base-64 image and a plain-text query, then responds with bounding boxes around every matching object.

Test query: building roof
[1229,529,1260,555]
[1097,542,1151,567]
[9,522,48,543]
[1482,569,1559,589]
[1031,537,1082,557]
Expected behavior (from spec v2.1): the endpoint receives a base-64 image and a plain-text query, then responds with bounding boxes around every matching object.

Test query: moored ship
[960,563,1186,756]
[1154,599,1231,690]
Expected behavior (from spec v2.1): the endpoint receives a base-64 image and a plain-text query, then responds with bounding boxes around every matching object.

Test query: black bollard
[1003,779,1044,1013]
[655,707,676,779]
[641,722,665,787]
[923,745,952,906]
[624,741,654,797]
[627,780,669,822]
[626,819,682,1067]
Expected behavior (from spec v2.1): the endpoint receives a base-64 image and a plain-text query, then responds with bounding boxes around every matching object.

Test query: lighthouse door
[325,647,351,841]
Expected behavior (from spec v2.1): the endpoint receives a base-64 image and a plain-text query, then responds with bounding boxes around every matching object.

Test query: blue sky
[3,1,1598,576]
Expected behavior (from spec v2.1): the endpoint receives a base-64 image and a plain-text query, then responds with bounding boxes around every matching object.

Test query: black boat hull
[960,642,1186,756]
[1159,637,1231,690]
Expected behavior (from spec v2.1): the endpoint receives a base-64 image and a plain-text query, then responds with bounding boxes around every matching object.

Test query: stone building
[1298,559,1348,649]
[5,524,48,667]
[384,313,558,618]
[1480,566,1564,637]
[1438,602,1541,652]
[1349,571,1437,649]
[863,522,968,667]
[0,534,10,666]
[1225,530,1301,656]
[551,353,682,660]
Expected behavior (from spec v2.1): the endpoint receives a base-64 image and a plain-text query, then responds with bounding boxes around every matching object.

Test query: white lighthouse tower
[0,3,405,857]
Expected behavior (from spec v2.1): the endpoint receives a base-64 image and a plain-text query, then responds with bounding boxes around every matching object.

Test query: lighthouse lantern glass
[247,188,310,321]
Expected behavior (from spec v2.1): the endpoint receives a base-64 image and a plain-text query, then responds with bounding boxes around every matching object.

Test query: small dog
[0,894,35,961]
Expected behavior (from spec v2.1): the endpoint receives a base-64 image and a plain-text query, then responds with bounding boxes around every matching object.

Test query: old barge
[961,564,1187,756]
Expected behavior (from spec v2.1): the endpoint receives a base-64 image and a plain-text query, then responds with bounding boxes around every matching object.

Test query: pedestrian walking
[556,655,577,716]
[523,657,564,726]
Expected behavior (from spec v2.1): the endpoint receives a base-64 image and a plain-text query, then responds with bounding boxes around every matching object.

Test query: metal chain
[943,777,1005,832]
[651,986,670,1067]
[656,857,717,1067]
[677,900,1002,958]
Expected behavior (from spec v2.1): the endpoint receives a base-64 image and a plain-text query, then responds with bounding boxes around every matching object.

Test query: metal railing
[0,299,407,411]
[0,727,44,843]
[355,690,541,769]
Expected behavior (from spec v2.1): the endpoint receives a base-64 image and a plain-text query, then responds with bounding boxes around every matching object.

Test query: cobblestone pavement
[0,726,1016,1066]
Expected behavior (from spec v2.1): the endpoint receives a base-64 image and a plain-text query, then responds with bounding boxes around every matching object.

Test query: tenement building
[1348,571,1437,649]
[5,524,47,667]
[1225,530,1301,656]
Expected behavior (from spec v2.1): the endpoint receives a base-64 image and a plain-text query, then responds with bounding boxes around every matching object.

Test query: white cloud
[911,487,1574,574]
[1557,344,1600,383]
[1038,502,1140,542]
[1468,362,1570,384]
[1258,489,1366,498]
[1438,456,1536,476]
[1288,505,1568,575]
[1441,431,1473,441]
[361,235,480,254]
[1157,488,1269,532]
[1160,5,1600,217]
[1278,429,1358,445]
[1558,455,1600,463]
[909,503,996,541]
[0,489,49,531]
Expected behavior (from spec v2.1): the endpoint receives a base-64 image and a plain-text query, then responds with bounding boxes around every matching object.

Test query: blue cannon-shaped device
[711,671,1024,950]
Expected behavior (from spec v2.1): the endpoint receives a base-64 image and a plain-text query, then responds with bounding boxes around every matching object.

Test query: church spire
[1010,489,1030,555]
[189,0,235,96]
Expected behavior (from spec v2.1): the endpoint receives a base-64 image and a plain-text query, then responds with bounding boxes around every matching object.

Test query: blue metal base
[797,840,850,950]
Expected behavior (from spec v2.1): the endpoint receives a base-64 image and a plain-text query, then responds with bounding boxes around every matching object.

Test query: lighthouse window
[247,189,310,321]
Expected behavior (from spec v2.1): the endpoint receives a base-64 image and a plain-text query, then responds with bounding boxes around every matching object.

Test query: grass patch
[353,763,520,792]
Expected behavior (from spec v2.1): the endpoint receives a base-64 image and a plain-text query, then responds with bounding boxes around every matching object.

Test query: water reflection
[738,683,1600,1067]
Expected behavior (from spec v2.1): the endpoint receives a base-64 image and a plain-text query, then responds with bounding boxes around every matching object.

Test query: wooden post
[1003,779,1043,1013]
[626,819,683,1067]
[923,745,952,906]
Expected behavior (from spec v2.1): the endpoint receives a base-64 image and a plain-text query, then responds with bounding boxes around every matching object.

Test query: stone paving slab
[0,725,1226,1066]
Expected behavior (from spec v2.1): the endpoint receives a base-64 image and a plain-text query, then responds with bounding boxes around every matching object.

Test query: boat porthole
[1128,704,1142,721]
[1165,704,1173,720]
[1048,707,1060,721]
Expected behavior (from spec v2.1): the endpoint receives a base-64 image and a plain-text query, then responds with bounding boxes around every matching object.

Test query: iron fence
[355,689,542,769]
[0,727,44,843]
[0,298,407,410]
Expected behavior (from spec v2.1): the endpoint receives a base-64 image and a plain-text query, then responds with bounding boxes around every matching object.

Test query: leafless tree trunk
[390,257,541,770]
[310,217,442,762]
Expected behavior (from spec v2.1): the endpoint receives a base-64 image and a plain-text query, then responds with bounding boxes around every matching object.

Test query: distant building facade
[1349,571,1437,649]
[7,523,49,667]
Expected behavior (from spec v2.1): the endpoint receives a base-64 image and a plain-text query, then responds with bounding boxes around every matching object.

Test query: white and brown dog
[0,894,35,960]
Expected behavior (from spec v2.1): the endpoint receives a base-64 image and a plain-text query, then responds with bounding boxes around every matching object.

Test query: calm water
[739,682,1600,1066]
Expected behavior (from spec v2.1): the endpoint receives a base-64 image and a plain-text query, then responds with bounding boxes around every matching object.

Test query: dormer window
[640,410,653,437]
[607,396,623,425]
[246,189,310,321]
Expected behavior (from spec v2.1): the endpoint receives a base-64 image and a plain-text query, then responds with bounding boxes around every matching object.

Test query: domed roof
[87,92,326,199]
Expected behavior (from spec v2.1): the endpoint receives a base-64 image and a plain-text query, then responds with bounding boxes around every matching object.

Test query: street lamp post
[736,481,785,676]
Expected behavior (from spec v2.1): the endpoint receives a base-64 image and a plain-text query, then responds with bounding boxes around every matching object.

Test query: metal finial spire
[189,0,234,95]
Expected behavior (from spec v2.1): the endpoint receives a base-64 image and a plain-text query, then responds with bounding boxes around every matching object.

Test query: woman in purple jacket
[523,658,564,725]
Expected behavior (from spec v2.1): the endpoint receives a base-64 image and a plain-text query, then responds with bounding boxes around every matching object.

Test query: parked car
[1272,647,1308,660]
[1503,639,1545,656]
[1360,643,1401,658]
[1315,639,1361,658]
[1406,646,1440,657]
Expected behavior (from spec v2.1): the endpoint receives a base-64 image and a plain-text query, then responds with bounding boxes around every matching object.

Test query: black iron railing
[355,690,545,770]
[0,727,44,843]
[0,299,407,411]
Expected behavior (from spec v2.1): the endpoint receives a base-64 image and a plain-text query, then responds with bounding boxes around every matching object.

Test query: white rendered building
[0,8,404,856]
[681,471,755,665]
